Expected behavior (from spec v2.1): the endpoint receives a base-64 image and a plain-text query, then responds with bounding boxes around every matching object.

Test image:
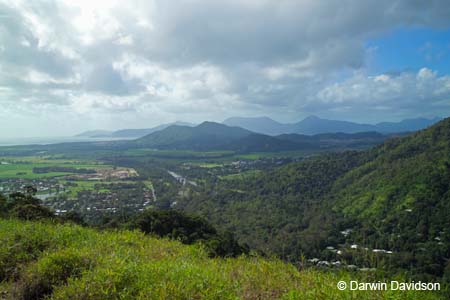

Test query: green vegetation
[0,119,449,298]
[130,209,248,257]
[175,118,450,283]
[234,151,311,160]
[61,180,110,197]
[0,219,444,300]
[123,148,235,159]
[219,170,262,180]
[0,156,108,179]
[178,151,368,258]
[0,187,54,221]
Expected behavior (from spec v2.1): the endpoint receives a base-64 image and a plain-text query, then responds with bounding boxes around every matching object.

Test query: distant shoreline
[0,136,135,147]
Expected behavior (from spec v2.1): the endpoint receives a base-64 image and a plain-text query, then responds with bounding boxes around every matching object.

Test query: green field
[59,180,110,197]
[0,156,110,179]
[121,148,313,163]
[0,156,116,199]
[190,162,224,168]
[234,151,313,160]
[219,169,263,180]
[123,148,235,158]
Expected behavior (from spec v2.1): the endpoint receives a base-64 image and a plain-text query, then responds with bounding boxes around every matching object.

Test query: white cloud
[113,54,231,101]
[26,70,81,85]
[314,68,450,120]
[1,0,450,136]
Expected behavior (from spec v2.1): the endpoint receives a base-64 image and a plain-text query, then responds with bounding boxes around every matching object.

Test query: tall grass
[0,219,445,299]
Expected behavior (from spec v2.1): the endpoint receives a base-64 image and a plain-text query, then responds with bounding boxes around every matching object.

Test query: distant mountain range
[72,116,442,153]
[75,130,114,138]
[77,116,442,139]
[76,122,195,138]
[223,115,442,135]
[132,121,390,152]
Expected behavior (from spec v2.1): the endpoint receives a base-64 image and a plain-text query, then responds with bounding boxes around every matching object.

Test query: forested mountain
[4,123,390,156]
[134,122,253,150]
[329,116,450,277]
[76,116,441,139]
[375,117,442,133]
[177,117,450,280]
[277,131,388,150]
[222,115,442,135]
[292,115,376,134]
[134,122,389,152]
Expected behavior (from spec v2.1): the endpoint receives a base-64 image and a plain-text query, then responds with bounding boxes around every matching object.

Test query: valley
[0,118,449,298]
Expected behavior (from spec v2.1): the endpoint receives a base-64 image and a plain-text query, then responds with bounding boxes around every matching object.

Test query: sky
[1,0,450,138]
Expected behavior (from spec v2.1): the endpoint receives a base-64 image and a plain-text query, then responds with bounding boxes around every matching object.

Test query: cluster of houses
[44,181,156,220]
[306,228,395,270]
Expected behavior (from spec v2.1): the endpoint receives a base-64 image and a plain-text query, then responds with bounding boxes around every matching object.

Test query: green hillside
[135,122,253,150]
[333,116,450,219]
[177,151,370,258]
[0,219,444,300]
[328,117,450,276]
[133,122,388,152]
[175,118,450,280]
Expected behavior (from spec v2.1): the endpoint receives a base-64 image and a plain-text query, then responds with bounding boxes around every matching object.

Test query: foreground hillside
[0,219,443,300]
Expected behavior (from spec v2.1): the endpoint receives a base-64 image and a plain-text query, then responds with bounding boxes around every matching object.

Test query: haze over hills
[222,117,292,136]
[75,130,114,137]
[223,115,442,135]
[76,122,196,138]
[133,121,389,152]
[1,122,390,154]
[75,116,442,141]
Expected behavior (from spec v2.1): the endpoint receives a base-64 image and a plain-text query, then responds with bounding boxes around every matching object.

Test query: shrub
[14,248,94,300]
[10,204,54,221]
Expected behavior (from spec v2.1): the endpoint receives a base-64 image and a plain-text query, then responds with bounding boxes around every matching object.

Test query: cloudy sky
[1,0,450,137]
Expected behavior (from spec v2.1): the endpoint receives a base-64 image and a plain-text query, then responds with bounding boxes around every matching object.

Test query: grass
[234,151,311,160]
[0,156,110,179]
[121,149,312,164]
[143,180,154,190]
[220,170,263,180]
[0,219,445,300]
[60,180,111,197]
[123,149,235,158]
[0,155,118,198]
[196,163,224,168]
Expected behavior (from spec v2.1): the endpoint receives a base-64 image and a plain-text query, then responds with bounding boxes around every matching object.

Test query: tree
[11,204,54,221]
[132,209,248,257]
[0,193,7,216]
[60,211,86,226]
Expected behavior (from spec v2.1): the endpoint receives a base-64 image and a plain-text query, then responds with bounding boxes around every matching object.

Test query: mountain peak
[222,116,287,135]
[197,121,228,129]
[302,115,321,122]
[224,116,277,122]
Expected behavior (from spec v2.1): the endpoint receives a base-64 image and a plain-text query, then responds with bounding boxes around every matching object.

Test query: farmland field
[0,156,108,179]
